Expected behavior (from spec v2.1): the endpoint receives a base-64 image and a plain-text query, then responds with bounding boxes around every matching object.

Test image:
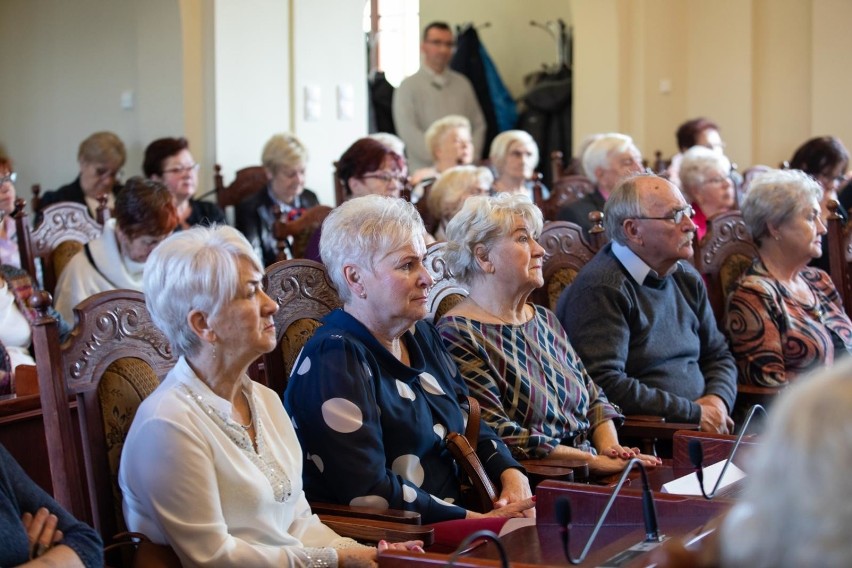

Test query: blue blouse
[284,309,520,523]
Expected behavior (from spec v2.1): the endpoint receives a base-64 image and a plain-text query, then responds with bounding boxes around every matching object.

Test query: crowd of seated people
[678,145,736,240]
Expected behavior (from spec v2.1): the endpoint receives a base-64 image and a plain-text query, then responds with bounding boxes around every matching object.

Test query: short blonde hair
[427,166,494,222]
[425,115,471,160]
[78,131,126,167]
[262,133,308,174]
[443,193,543,285]
[489,130,539,174]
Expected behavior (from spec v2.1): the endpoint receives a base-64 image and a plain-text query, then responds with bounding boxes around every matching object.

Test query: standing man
[393,22,486,171]
[556,174,737,433]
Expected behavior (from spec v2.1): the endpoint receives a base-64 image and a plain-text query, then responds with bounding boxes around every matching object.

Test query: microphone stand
[557,458,664,565]
[689,404,766,500]
[445,529,509,568]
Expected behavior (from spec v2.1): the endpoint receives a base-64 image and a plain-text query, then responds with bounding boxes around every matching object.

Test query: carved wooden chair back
[529,220,603,310]
[693,210,759,325]
[214,164,267,209]
[14,199,104,293]
[271,205,333,261]
[423,241,468,323]
[826,200,852,315]
[263,259,343,395]
[537,174,596,221]
[30,289,175,541]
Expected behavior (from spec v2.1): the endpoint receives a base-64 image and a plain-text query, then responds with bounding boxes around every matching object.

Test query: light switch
[337,84,354,121]
[304,85,322,121]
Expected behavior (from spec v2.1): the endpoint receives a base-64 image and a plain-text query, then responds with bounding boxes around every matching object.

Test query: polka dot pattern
[350,495,390,509]
[402,485,417,503]
[432,423,447,439]
[396,380,416,401]
[419,372,446,396]
[296,356,311,375]
[391,454,425,487]
[308,453,325,473]
[321,398,363,433]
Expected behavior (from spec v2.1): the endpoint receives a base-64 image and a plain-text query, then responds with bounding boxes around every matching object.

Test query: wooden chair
[214,164,267,209]
[536,174,595,221]
[424,241,468,323]
[271,205,333,260]
[693,210,759,327]
[14,199,104,293]
[740,165,773,195]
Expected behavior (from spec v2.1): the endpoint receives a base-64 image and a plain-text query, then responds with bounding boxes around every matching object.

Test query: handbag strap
[464,395,480,447]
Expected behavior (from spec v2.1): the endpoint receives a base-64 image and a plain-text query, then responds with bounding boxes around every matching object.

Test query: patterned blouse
[283,309,520,524]
[725,260,852,387]
[437,304,622,460]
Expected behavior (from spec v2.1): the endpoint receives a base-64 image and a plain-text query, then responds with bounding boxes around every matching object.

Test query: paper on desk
[661,459,746,495]
[498,517,537,536]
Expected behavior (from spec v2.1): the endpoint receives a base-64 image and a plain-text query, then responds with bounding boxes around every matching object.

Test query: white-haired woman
[679,145,735,240]
[720,360,852,566]
[426,165,492,240]
[120,225,422,566]
[725,169,852,387]
[285,195,534,528]
[410,115,474,189]
[489,130,546,200]
[436,194,659,474]
[235,133,320,266]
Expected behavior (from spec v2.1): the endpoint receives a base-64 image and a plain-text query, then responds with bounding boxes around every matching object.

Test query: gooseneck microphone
[557,458,663,565]
[445,529,509,568]
[689,403,766,500]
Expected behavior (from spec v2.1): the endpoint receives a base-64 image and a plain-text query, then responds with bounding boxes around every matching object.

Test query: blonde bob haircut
[262,133,309,174]
[443,193,543,286]
[78,131,126,167]
[427,165,493,222]
[424,115,471,160]
[320,195,426,303]
[489,130,539,175]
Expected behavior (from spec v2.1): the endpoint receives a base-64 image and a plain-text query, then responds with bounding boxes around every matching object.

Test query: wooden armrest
[318,515,434,546]
[625,414,666,423]
[621,418,699,439]
[518,461,575,487]
[309,502,421,524]
[519,458,590,481]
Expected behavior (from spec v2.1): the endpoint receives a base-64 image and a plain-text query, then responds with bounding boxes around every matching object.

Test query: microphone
[688,403,766,499]
[557,458,664,565]
[445,529,509,568]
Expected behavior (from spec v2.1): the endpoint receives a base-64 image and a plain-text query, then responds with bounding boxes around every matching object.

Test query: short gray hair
[603,175,647,245]
[582,133,637,184]
[144,225,263,358]
[368,132,406,157]
[488,130,539,174]
[443,193,543,285]
[427,165,494,222]
[678,145,732,199]
[321,195,426,302]
[262,133,308,174]
[424,115,471,160]
[721,359,852,567]
[741,169,822,246]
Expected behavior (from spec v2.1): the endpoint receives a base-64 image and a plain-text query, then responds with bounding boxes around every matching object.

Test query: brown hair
[115,177,178,239]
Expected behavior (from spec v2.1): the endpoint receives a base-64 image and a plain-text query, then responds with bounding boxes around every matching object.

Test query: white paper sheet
[661,459,746,495]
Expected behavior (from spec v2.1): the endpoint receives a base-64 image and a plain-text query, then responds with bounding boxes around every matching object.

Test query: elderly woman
[235,133,320,266]
[489,130,547,200]
[410,115,474,189]
[0,158,20,267]
[666,117,727,188]
[38,131,125,221]
[426,165,492,240]
[144,137,226,230]
[1,443,101,567]
[303,138,406,262]
[53,177,178,322]
[679,145,736,239]
[725,169,852,387]
[719,360,852,566]
[285,195,534,524]
[436,193,659,474]
[120,225,421,566]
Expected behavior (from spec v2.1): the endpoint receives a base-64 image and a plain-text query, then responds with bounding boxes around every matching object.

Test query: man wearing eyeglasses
[556,174,737,434]
[392,21,485,171]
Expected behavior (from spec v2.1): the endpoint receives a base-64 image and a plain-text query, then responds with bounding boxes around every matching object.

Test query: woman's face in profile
[356,241,432,327]
[501,141,535,180]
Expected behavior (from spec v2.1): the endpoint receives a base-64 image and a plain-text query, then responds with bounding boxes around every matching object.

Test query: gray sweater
[391,66,486,170]
[556,244,737,423]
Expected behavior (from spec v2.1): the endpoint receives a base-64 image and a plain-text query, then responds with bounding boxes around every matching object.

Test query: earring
[359,291,367,299]
[775,235,781,241]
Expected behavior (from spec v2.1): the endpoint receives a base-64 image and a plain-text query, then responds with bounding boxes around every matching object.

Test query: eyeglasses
[361,173,407,186]
[94,166,123,180]
[633,205,695,225]
[702,176,731,186]
[162,163,200,176]
[0,172,16,185]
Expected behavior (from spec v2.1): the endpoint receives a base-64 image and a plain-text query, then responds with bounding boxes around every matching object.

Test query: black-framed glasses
[633,205,695,224]
[361,173,407,186]
[162,163,200,176]
[0,172,16,185]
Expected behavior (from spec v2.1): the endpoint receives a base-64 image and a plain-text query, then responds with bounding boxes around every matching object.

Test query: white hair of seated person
[143,225,262,358]
[489,130,540,176]
[721,358,852,567]
[424,115,471,162]
[740,169,823,246]
[581,133,638,184]
[426,165,493,223]
[678,145,732,197]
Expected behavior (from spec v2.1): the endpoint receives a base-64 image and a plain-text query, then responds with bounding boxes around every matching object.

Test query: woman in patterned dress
[436,193,659,475]
[284,195,534,524]
[725,169,852,387]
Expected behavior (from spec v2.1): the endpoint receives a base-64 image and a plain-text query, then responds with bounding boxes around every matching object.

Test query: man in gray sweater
[556,174,737,433]
[392,22,485,170]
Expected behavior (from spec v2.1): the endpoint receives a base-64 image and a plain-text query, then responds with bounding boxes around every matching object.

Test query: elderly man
[557,133,644,233]
[392,21,485,170]
[556,174,736,433]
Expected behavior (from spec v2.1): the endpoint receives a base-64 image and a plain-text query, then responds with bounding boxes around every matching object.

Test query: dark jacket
[35,176,120,225]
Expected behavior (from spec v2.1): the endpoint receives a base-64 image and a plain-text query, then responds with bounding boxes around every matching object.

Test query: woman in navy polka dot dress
[284,195,534,525]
